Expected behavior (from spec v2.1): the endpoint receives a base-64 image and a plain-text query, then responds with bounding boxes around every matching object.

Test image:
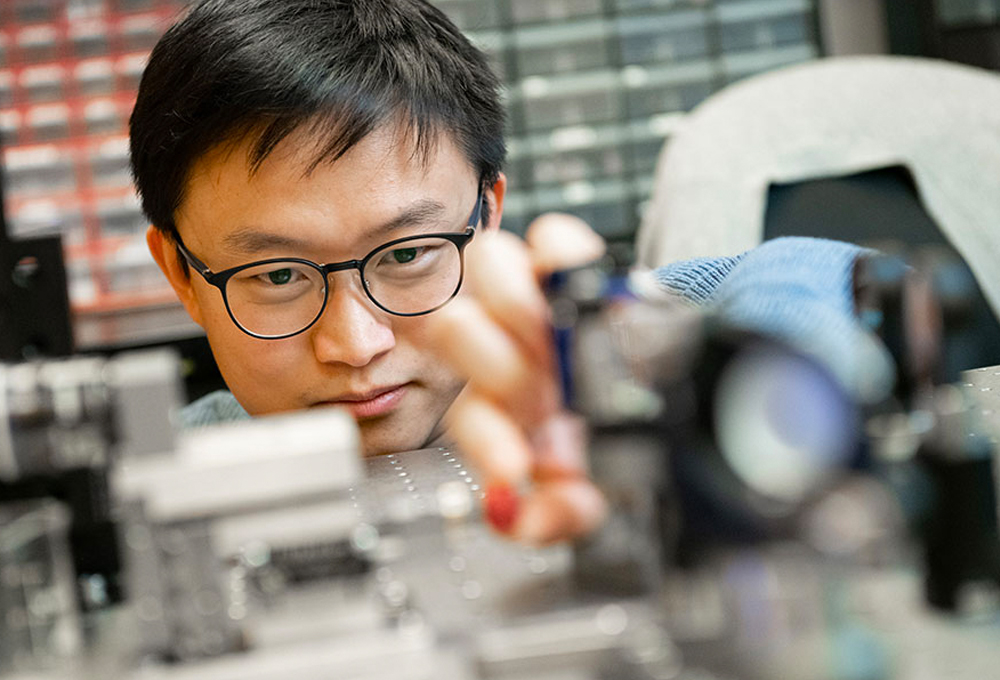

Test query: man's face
[161,125,504,456]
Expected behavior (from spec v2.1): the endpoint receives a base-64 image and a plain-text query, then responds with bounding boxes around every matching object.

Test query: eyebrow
[220,198,451,255]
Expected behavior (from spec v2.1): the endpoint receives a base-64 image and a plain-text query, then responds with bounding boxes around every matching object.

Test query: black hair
[129,0,506,240]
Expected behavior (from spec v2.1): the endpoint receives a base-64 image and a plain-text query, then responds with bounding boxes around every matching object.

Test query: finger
[511,478,608,545]
[465,229,553,367]
[529,411,589,482]
[446,391,533,486]
[525,213,607,275]
[429,297,561,425]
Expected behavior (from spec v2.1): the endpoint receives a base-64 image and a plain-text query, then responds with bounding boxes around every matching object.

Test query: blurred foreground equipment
[551,246,1000,678]
[2,249,1000,680]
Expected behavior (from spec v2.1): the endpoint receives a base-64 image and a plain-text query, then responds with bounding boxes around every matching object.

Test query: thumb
[525,213,606,275]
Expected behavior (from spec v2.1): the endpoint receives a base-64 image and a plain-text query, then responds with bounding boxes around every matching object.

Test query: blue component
[553,322,575,408]
[603,273,633,300]
[544,269,579,410]
[545,267,635,411]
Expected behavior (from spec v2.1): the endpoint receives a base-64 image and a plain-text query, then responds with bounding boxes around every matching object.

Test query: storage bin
[613,0,698,11]
[512,20,612,77]
[74,60,117,97]
[8,198,84,242]
[434,0,502,30]
[116,53,148,91]
[96,194,148,235]
[936,0,1000,25]
[70,21,112,59]
[720,42,817,82]
[21,66,67,104]
[83,99,125,136]
[12,0,58,24]
[16,25,61,64]
[716,0,814,53]
[0,71,14,108]
[518,70,623,131]
[26,104,71,142]
[622,62,716,119]
[525,124,630,186]
[509,0,603,25]
[617,10,711,65]
[3,144,76,195]
[88,137,131,186]
[112,0,161,11]
[120,14,168,52]
[0,110,20,144]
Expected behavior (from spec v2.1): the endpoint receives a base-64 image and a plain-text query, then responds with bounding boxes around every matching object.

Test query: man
[133,0,887,542]
[131,0,507,457]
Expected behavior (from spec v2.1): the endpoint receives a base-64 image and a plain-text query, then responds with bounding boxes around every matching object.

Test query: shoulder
[178,390,250,430]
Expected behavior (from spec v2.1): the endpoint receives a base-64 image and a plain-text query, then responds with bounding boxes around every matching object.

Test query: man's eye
[391,248,418,264]
[266,268,294,285]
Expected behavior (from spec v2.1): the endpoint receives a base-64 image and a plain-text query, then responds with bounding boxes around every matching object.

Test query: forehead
[175,122,476,252]
[189,121,470,200]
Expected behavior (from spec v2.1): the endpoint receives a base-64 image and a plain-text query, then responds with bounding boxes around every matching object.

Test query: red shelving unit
[1,0,190,348]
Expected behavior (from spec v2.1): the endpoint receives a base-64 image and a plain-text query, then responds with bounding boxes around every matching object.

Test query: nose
[310,272,395,367]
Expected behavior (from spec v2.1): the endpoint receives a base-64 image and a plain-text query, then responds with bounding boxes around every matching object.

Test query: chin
[354,382,459,457]
[357,419,435,457]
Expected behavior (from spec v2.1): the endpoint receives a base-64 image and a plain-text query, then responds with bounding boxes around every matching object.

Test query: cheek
[200,308,309,411]
[391,315,455,380]
[197,287,297,366]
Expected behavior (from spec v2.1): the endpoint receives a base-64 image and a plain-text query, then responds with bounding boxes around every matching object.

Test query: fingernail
[484,482,520,534]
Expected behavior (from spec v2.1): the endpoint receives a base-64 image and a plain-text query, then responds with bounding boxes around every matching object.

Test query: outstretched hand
[426,214,609,544]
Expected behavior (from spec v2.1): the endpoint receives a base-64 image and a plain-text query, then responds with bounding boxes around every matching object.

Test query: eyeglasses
[174,188,483,339]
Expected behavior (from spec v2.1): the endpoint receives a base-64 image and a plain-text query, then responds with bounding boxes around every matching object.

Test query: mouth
[316,384,409,420]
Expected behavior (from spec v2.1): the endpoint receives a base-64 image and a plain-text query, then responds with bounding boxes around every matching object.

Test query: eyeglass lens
[223,235,464,337]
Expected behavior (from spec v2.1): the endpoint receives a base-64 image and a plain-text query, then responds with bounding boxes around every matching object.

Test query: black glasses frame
[174,188,484,340]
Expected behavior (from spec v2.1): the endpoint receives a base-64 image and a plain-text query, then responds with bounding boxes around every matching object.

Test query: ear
[146,225,206,328]
[483,173,507,232]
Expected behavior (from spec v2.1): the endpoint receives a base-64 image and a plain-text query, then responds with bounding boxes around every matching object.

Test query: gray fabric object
[635,55,1000,320]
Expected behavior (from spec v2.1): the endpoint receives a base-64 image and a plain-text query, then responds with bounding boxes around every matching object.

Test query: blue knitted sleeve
[654,237,894,399]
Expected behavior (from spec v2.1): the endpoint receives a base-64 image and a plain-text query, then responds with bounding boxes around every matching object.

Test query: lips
[317,384,408,420]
